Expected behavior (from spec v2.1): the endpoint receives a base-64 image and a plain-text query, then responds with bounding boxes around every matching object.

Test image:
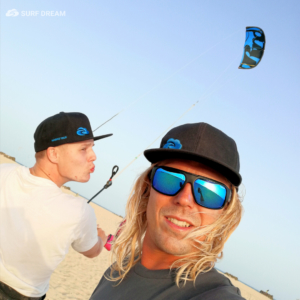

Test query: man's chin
[156,236,192,256]
[81,177,90,183]
[73,175,90,183]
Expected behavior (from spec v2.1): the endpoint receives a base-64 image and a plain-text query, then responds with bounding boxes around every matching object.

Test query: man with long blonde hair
[91,122,245,300]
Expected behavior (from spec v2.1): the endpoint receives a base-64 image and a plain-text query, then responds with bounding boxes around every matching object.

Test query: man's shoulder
[195,268,232,286]
[0,163,19,173]
[0,164,21,182]
[57,191,86,203]
[192,269,244,300]
[54,192,92,218]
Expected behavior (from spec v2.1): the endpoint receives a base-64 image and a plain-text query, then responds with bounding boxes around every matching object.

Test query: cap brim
[144,148,242,186]
[94,134,113,141]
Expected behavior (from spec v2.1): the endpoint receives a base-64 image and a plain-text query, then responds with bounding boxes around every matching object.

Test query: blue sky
[1,1,299,299]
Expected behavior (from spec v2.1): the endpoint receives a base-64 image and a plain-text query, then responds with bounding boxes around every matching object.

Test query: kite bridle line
[112,57,239,181]
[89,56,238,197]
[92,29,242,133]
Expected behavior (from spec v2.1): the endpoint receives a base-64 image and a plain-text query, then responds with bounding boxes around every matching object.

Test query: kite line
[92,29,242,133]
[113,57,239,180]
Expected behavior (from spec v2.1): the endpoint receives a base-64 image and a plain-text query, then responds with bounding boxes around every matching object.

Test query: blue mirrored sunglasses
[150,166,232,210]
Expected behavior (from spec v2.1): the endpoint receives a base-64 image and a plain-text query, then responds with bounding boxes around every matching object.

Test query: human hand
[97,224,108,245]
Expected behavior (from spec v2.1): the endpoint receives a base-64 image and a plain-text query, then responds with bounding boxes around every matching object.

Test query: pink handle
[104,220,126,251]
[104,234,114,251]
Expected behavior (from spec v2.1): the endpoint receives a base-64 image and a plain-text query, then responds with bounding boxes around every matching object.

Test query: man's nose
[172,183,195,208]
[89,149,97,162]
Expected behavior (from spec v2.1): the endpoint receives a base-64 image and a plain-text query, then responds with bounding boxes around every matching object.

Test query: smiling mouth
[167,217,191,228]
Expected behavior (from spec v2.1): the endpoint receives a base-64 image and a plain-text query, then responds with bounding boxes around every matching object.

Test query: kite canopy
[239,27,266,69]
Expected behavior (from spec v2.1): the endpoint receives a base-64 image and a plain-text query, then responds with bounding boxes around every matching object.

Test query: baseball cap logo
[77,127,89,136]
[163,138,182,149]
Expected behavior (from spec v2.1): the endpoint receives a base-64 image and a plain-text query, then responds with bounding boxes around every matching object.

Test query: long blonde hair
[108,163,243,286]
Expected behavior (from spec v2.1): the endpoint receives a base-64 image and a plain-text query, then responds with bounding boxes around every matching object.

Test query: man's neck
[30,163,66,187]
[141,233,182,270]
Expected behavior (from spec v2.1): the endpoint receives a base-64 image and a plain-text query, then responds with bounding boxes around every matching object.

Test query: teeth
[167,217,191,228]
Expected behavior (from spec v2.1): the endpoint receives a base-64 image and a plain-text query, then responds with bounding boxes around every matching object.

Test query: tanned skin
[141,159,231,270]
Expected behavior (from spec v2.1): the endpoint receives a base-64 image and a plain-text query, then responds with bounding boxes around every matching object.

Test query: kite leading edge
[239,26,266,69]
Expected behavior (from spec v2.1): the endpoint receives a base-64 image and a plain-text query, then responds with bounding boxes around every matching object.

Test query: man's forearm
[80,237,104,258]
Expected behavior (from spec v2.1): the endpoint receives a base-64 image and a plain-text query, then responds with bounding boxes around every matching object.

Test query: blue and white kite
[239,27,266,69]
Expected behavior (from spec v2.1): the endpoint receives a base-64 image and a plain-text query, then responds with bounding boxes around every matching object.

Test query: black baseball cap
[34,112,112,152]
[144,123,242,186]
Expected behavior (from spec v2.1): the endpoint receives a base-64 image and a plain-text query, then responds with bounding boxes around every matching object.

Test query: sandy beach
[0,152,271,300]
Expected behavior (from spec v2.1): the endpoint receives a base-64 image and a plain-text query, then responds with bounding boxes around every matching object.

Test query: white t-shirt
[0,164,99,297]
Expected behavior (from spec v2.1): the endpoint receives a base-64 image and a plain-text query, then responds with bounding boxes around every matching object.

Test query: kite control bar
[87,165,119,204]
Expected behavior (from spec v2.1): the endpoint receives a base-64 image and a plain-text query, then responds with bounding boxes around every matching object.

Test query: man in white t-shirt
[0,112,113,300]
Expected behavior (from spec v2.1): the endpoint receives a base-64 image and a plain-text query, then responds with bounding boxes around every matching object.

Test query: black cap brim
[94,134,113,141]
[144,148,242,186]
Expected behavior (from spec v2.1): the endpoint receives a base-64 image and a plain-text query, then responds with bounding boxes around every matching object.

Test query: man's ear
[46,147,59,164]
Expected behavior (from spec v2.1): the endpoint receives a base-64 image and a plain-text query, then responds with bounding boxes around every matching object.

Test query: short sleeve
[71,204,98,253]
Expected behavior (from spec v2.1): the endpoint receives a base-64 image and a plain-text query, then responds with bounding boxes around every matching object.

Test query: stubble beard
[149,207,201,256]
[152,230,193,256]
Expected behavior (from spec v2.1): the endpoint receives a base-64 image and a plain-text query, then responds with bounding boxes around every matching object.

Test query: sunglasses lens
[153,168,185,195]
[193,179,227,209]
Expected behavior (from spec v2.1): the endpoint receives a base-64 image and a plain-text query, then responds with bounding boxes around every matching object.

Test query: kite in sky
[239,27,266,69]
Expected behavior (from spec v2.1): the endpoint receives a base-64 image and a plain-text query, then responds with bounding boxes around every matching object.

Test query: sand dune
[0,152,270,300]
